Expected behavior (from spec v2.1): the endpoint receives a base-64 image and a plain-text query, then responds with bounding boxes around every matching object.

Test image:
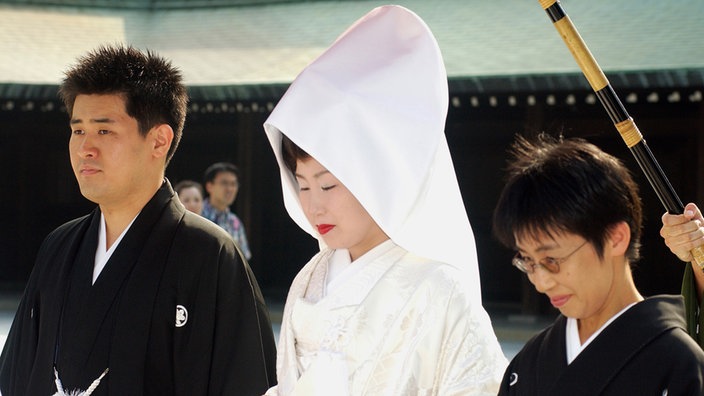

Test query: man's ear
[607,221,631,257]
[150,124,174,160]
[204,180,215,195]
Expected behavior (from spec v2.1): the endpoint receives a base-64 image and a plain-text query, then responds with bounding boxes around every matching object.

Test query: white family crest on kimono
[175,304,188,327]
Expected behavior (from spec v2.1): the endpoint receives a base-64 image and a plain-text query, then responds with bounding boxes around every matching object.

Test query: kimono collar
[263,5,483,301]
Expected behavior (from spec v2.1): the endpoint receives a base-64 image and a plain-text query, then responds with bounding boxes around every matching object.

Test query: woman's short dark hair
[492,134,642,262]
[58,45,188,166]
[281,134,311,174]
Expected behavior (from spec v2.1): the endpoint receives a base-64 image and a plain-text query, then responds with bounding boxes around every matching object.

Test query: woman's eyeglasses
[512,240,588,274]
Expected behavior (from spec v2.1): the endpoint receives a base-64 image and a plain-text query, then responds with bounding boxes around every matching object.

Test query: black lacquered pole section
[538,0,704,267]
[592,85,684,214]
[630,143,684,213]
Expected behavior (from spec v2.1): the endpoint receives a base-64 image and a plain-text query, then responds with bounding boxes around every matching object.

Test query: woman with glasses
[492,134,704,395]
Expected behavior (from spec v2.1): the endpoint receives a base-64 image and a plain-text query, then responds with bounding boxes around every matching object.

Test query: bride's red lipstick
[317,224,334,235]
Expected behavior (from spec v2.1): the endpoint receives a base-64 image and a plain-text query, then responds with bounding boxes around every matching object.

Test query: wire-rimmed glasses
[512,240,588,274]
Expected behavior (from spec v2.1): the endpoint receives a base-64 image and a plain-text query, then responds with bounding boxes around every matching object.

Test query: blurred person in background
[175,179,204,215]
[202,162,252,260]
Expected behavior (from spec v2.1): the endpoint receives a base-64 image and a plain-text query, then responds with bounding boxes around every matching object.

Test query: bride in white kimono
[262,5,507,395]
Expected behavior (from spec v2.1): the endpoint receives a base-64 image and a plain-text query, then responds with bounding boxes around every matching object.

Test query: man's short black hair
[59,44,188,166]
[204,162,241,184]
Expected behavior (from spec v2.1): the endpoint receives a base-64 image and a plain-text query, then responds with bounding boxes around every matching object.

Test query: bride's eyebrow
[295,170,331,180]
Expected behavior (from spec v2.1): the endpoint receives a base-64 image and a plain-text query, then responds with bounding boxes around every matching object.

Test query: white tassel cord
[52,368,109,396]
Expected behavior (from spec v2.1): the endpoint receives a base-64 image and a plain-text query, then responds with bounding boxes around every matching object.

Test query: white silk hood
[263,5,483,301]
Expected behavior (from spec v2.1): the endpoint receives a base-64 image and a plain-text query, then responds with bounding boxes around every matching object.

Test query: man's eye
[72,129,84,135]
[98,130,110,135]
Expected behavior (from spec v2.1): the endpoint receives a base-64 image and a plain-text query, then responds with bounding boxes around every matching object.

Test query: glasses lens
[541,258,560,273]
[512,256,533,274]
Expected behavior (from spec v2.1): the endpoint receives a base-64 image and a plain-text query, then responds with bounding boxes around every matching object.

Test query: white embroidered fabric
[267,244,506,395]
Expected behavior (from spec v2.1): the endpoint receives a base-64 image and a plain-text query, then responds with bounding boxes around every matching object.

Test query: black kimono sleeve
[205,247,277,394]
[157,219,277,396]
[0,275,43,394]
[0,217,89,395]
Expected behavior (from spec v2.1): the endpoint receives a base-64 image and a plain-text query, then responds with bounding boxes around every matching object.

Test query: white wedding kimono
[262,5,508,395]
[266,241,506,395]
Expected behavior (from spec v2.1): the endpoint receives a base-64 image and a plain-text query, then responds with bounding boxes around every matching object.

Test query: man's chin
[78,186,103,204]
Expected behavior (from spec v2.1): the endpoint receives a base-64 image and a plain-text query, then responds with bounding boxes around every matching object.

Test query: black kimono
[0,181,277,395]
[499,295,704,396]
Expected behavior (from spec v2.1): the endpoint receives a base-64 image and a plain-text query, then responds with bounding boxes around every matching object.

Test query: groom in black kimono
[0,45,277,395]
